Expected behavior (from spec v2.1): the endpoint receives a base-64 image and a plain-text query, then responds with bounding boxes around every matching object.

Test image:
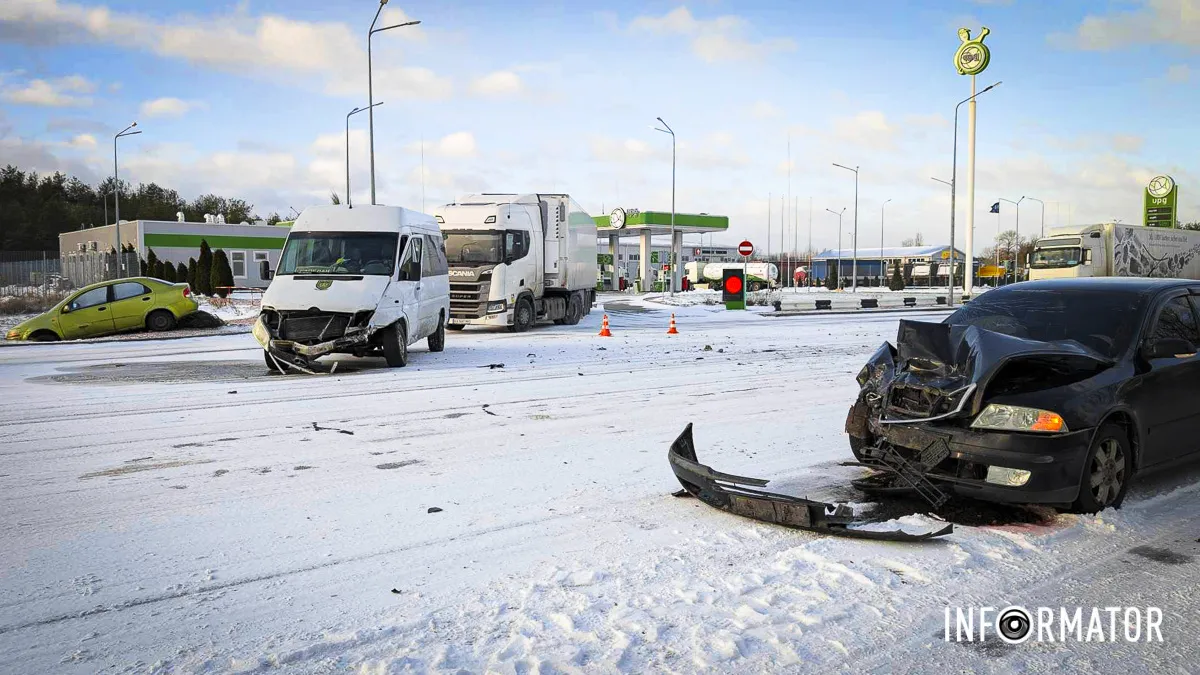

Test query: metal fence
[0,250,140,298]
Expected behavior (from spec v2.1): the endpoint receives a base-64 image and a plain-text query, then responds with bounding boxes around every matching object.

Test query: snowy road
[1,300,1197,673]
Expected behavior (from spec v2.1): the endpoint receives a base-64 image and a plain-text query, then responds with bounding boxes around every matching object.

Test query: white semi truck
[683,261,779,291]
[435,194,597,331]
[1028,223,1200,281]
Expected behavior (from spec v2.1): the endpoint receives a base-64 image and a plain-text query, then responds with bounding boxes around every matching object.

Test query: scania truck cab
[254,205,450,372]
[435,193,597,332]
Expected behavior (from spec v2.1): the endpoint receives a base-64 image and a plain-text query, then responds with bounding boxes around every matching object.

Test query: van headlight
[486,300,507,314]
[971,404,1068,433]
[252,316,270,347]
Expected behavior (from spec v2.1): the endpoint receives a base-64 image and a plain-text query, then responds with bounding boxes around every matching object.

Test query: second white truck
[1029,223,1200,281]
[435,194,597,331]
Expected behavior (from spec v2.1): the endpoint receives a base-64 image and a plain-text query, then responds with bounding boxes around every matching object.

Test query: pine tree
[197,240,213,295]
[176,262,187,283]
[187,258,198,290]
[139,257,148,276]
[162,262,177,282]
[210,249,235,298]
[824,265,838,291]
[146,248,159,279]
[889,264,906,291]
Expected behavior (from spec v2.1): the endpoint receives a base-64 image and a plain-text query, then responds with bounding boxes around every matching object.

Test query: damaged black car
[846,278,1200,513]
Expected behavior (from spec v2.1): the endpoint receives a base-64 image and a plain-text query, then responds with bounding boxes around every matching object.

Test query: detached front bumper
[850,405,1092,504]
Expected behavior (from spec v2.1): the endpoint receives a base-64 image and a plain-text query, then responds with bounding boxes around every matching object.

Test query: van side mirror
[1142,338,1196,360]
[259,260,274,280]
[1083,250,1092,265]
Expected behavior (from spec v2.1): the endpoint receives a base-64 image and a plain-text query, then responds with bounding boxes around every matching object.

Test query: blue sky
[2,0,1198,253]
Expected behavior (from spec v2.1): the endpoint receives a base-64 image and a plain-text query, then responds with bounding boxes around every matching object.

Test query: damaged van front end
[846,319,1116,507]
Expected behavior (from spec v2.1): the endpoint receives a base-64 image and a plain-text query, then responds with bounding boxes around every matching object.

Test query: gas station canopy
[594,208,728,236]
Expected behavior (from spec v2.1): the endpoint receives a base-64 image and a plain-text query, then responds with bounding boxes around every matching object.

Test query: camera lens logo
[996,606,1032,644]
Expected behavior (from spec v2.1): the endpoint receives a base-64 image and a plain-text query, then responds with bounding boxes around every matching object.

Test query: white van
[253,205,450,372]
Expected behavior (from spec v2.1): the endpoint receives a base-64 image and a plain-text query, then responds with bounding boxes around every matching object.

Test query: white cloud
[832,111,897,149]
[0,1,447,101]
[1110,133,1144,154]
[66,133,96,149]
[629,7,795,63]
[750,100,781,119]
[1057,0,1200,51]
[406,131,477,159]
[139,97,202,118]
[469,70,524,97]
[1,74,95,107]
[1166,63,1192,82]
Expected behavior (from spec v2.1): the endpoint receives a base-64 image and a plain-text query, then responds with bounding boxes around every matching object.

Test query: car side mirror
[1142,337,1196,360]
[259,260,274,280]
[61,305,72,314]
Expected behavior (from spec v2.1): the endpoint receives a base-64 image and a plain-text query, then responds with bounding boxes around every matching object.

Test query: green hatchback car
[6,277,199,342]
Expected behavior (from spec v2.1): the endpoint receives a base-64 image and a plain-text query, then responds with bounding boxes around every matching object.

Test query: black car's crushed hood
[858,320,1115,424]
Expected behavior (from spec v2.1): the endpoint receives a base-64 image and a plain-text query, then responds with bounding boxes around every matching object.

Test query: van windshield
[277,232,398,276]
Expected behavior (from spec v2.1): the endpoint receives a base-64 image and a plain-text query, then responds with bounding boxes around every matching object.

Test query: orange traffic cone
[598,314,612,337]
[667,313,679,335]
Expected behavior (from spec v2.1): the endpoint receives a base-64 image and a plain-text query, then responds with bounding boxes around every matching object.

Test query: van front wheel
[381,322,409,368]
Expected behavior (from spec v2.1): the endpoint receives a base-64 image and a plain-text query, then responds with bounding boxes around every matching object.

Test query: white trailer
[683,262,778,291]
[1029,223,1200,281]
[435,194,597,331]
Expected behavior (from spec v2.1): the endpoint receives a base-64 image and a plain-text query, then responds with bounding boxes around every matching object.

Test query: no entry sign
[737,240,754,257]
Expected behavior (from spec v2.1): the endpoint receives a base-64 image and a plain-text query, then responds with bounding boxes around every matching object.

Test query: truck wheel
[427,315,446,352]
[1072,423,1132,513]
[381,321,409,367]
[563,294,583,325]
[146,310,177,332]
[508,298,534,333]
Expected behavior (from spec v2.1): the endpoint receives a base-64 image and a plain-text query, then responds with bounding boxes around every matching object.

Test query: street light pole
[998,197,1019,284]
[832,163,859,291]
[367,1,420,206]
[880,198,892,281]
[826,208,845,288]
[1026,196,1045,238]
[113,121,141,273]
[654,117,676,295]
[346,102,383,209]
[947,81,1001,306]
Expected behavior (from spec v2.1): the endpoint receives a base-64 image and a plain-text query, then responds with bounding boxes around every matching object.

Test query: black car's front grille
[889,385,939,417]
[278,312,352,343]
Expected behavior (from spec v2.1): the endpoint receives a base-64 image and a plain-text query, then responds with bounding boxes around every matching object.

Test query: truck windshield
[1030,247,1083,269]
[277,232,399,275]
[444,232,504,265]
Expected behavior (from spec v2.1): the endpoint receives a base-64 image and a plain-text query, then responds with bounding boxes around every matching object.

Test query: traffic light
[722,268,744,302]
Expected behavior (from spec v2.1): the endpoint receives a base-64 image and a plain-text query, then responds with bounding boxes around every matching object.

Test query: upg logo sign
[315,280,333,290]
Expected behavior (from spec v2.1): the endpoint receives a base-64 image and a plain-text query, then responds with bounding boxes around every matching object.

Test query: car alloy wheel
[1089,438,1126,507]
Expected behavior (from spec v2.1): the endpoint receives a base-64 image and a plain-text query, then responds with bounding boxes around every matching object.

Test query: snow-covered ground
[1,300,1197,673]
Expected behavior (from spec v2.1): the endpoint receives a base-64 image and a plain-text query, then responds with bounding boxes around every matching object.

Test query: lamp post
[997,197,1020,283]
[346,102,383,209]
[367,0,420,206]
[653,117,676,295]
[947,81,1001,306]
[826,207,845,288]
[832,163,859,291]
[113,121,141,272]
[1025,196,1045,238]
[880,198,892,281]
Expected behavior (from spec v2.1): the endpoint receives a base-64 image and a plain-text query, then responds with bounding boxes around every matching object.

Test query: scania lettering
[253,205,451,372]
[435,194,597,331]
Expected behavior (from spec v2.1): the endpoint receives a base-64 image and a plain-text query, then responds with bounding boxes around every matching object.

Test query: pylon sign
[723,268,745,310]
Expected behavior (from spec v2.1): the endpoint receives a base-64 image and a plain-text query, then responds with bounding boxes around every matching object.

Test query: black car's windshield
[277,232,398,275]
[945,288,1147,358]
[444,232,504,265]
[1030,247,1083,269]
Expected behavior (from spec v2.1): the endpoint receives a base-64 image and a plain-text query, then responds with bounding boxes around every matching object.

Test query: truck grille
[449,271,491,319]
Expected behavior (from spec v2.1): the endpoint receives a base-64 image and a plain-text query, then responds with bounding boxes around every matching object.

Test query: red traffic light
[724,275,742,295]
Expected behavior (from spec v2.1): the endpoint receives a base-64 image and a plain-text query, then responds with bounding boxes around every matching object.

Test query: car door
[394,235,423,342]
[1130,293,1200,466]
[109,281,153,331]
[60,286,116,339]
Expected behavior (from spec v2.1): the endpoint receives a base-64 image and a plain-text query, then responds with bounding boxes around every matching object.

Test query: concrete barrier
[861,298,879,309]
[903,297,916,307]
[815,299,832,310]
